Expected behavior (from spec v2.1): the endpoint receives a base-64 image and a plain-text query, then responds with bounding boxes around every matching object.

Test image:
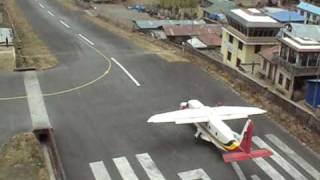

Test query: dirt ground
[2,0,58,70]
[95,3,154,30]
[0,133,49,180]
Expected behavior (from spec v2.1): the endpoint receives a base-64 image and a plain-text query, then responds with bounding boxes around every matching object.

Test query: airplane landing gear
[194,129,201,144]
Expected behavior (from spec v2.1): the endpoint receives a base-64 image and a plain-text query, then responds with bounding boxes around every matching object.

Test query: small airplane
[147,100,273,163]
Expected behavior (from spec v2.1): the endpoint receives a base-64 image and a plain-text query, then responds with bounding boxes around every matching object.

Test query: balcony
[278,57,320,76]
[225,26,279,45]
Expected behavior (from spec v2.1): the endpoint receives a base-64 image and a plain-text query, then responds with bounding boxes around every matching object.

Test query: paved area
[1,0,318,179]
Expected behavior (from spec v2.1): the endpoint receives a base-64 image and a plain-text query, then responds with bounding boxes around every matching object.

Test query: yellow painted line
[0,31,113,102]
[0,55,112,101]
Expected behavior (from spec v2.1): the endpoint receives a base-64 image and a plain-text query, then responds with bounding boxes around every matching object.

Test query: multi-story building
[259,23,320,100]
[221,8,282,72]
[297,1,320,24]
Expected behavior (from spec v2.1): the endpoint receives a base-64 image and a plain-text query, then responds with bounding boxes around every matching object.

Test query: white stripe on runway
[253,136,307,180]
[252,157,285,180]
[266,134,320,180]
[78,33,94,46]
[111,57,141,86]
[250,175,261,180]
[136,153,166,180]
[24,71,52,129]
[89,161,112,180]
[39,3,44,8]
[59,20,70,29]
[113,157,139,180]
[231,162,247,180]
[47,11,55,17]
[178,169,211,180]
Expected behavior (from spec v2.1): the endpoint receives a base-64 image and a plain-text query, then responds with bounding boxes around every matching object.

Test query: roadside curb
[34,128,66,180]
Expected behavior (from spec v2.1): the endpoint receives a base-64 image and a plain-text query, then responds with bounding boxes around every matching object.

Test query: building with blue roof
[297,1,320,24]
[266,10,304,23]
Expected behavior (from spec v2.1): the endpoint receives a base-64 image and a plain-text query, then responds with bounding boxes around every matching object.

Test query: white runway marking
[136,153,166,180]
[231,162,247,180]
[250,175,261,180]
[78,33,94,46]
[24,71,52,129]
[178,169,211,180]
[39,3,45,8]
[111,57,141,86]
[59,20,70,29]
[266,134,320,180]
[47,11,55,16]
[89,161,112,180]
[252,157,285,180]
[253,136,307,180]
[113,157,139,180]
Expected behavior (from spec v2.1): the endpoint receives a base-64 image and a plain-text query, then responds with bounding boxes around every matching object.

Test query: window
[288,49,296,64]
[238,41,243,50]
[278,73,283,85]
[308,53,319,66]
[262,59,267,71]
[236,58,241,67]
[254,45,261,53]
[299,53,308,66]
[313,14,317,21]
[229,35,234,43]
[300,10,304,16]
[280,45,288,59]
[227,51,232,61]
[307,12,310,18]
[285,78,291,91]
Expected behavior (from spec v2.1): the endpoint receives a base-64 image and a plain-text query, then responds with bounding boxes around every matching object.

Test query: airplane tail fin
[223,119,272,163]
[239,119,254,153]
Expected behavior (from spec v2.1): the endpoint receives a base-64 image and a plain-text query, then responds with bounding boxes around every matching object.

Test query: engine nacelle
[180,99,205,109]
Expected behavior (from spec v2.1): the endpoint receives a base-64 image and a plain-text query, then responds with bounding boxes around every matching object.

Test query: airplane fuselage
[194,120,240,152]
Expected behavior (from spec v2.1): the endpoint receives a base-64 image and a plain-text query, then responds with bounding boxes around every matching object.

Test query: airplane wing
[147,108,212,124]
[210,106,266,121]
[148,106,266,124]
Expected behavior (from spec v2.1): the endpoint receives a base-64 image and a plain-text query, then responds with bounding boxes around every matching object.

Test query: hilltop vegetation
[160,0,198,8]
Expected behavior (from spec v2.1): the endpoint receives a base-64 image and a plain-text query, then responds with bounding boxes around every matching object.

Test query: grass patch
[54,0,79,11]
[0,46,15,71]
[0,133,49,180]
[3,0,58,70]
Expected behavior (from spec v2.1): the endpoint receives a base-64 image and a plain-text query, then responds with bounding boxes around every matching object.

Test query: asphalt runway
[2,0,319,179]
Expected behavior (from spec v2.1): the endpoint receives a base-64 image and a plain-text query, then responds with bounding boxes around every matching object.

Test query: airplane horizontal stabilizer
[222,149,272,163]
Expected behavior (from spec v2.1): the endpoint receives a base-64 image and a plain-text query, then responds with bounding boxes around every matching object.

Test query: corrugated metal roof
[266,11,304,23]
[198,33,221,47]
[187,37,207,48]
[284,23,320,41]
[134,20,206,29]
[163,24,221,36]
[297,2,320,16]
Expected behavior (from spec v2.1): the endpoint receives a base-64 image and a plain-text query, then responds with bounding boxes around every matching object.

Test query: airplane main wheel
[194,133,201,144]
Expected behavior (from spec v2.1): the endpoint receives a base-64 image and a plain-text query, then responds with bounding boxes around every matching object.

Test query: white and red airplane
[148,100,272,163]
